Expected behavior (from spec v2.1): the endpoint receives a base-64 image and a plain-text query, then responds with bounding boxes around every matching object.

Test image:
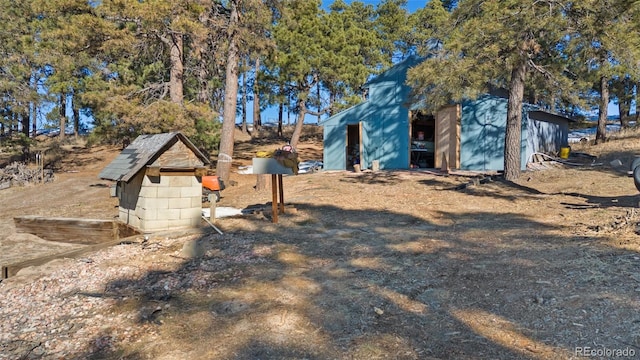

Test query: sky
[245,0,428,126]
[244,0,620,127]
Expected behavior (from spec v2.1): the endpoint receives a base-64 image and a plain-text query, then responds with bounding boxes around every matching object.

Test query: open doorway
[346,123,362,170]
[410,111,435,168]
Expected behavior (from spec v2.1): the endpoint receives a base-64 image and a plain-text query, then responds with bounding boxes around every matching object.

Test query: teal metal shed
[322,56,423,171]
[322,58,572,172]
[459,95,571,171]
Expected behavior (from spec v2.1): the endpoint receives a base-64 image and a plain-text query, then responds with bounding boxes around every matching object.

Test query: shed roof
[528,110,577,123]
[98,132,210,182]
[363,55,423,87]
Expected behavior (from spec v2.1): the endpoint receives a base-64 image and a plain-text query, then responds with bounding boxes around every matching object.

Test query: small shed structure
[99,132,209,232]
[322,56,573,172]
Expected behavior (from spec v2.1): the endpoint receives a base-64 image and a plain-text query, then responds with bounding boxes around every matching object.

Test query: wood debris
[0,162,54,189]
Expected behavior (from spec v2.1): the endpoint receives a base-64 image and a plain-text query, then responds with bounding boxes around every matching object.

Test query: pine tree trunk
[278,102,283,138]
[289,99,306,149]
[241,64,248,133]
[21,111,29,137]
[503,62,526,181]
[196,11,210,105]
[253,58,261,131]
[619,102,630,129]
[216,1,240,183]
[30,102,36,137]
[317,84,321,124]
[169,32,184,104]
[595,75,609,144]
[59,93,66,140]
[73,99,80,137]
[618,77,632,129]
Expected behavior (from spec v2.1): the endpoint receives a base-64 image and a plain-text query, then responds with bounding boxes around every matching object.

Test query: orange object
[202,175,225,202]
[202,175,223,191]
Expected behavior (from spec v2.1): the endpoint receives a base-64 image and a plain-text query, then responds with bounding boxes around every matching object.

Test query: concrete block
[169,197,192,209]
[168,218,192,229]
[372,160,380,172]
[120,209,140,228]
[181,207,202,220]
[158,186,182,198]
[136,207,157,220]
[181,186,202,198]
[118,209,129,224]
[157,208,181,220]
[142,176,153,186]
[141,197,169,210]
[192,197,203,207]
[139,186,158,198]
[143,175,169,186]
[141,219,170,232]
[190,217,202,227]
[169,176,193,187]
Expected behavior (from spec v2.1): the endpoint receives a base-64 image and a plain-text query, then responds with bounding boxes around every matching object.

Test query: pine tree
[408,0,571,181]
[0,0,42,137]
[89,0,221,150]
[565,0,640,144]
[216,0,277,183]
[266,0,388,148]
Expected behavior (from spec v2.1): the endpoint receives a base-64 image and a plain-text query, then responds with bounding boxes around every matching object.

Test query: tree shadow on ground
[560,193,640,209]
[70,198,640,359]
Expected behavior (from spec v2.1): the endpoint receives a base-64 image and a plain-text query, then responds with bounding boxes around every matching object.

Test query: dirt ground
[1,127,640,359]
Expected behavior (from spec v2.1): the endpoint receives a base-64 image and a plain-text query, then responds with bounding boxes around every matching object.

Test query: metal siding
[323,124,347,170]
[460,96,534,171]
[321,56,421,171]
[460,97,507,171]
[525,113,569,161]
[379,108,410,169]
[361,122,369,169]
[365,117,384,168]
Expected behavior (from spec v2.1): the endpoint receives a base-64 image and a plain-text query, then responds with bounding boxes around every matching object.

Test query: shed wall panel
[323,125,347,170]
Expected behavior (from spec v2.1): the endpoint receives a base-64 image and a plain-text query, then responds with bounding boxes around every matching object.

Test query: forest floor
[1,127,640,359]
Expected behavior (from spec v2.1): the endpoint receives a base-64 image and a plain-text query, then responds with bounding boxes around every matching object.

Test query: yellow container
[559,146,571,159]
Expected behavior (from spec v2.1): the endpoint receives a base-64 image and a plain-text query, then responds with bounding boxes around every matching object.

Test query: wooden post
[252,158,292,224]
[271,174,278,223]
[278,174,285,214]
[209,194,217,222]
[441,152,449,172]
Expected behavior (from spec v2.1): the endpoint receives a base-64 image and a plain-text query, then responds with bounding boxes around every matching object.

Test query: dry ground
[1,127,640,359]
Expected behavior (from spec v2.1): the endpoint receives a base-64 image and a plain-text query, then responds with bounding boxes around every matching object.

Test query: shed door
[434,105,460,169]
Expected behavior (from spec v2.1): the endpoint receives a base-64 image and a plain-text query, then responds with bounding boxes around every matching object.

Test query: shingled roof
[98,132,210,182]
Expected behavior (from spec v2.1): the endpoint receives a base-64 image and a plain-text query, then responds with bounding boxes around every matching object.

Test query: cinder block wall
[119,172,202,232]
[118,171,144,228]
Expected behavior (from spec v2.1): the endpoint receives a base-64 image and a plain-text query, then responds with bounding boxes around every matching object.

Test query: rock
[181,239,204,258]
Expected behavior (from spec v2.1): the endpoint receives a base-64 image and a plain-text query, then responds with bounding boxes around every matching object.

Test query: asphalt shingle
[98,132,209,182]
